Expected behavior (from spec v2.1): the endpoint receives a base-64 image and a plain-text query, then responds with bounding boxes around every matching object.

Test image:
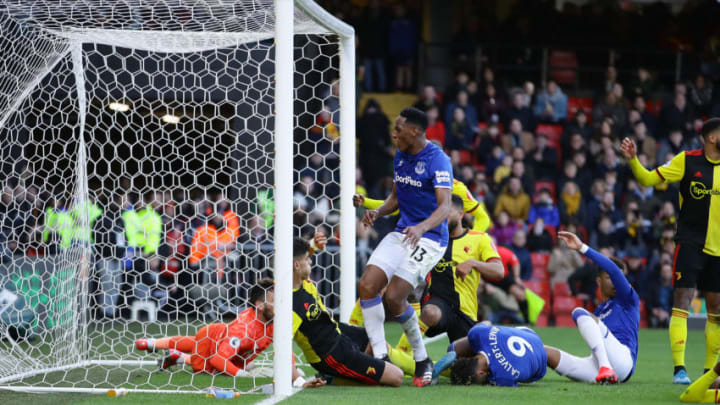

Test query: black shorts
[311,324,386,385]
[673,242,720,292]
[487,271,517,293]
[422,297,476,341]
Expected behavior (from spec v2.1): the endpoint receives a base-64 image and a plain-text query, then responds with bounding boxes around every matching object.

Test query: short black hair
[400,107,428,131]
[601,256,627,276]
[293,237,310,259]
[248,278,274,307]
[701,118,720,139]
[450,357,478,385]
[451,194,464,210]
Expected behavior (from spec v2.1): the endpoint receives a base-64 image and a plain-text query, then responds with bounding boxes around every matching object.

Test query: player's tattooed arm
[456,258,504,281]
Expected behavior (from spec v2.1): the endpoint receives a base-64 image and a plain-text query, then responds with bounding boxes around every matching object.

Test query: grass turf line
[0,323,708,405]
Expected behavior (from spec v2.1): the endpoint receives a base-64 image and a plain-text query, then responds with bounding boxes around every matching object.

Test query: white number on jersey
[507,336,534,357]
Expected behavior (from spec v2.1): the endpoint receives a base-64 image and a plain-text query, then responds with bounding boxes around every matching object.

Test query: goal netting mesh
[0,0,351,394]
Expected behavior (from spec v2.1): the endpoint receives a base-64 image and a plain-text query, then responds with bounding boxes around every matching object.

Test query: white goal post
[0,0,355,397]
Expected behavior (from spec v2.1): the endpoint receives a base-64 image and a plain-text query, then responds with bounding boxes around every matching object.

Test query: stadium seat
[553,296,580,327]
[535,313,550,327]
[549,50,578,85]
[524,280,551,302]
[531,267,550,281]
[530,253,550,270]
[544,225,557,245]
[536,124,563,144]
[457,150,472,165]
[553,282,572,297]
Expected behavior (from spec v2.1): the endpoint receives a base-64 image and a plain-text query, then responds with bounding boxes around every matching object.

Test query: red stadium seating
[567,97,594,120]
[536,124,563,144]
[545,225,557,246]
[534,181,556,200]
[457,150,472,165]
[549,50,578,85]
[553,296,580,327]
[553,282,572,297]
[530,252,550,270]
[524,280,551,301]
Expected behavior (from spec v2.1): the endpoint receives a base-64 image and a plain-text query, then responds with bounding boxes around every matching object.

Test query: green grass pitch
[0,323,708,405]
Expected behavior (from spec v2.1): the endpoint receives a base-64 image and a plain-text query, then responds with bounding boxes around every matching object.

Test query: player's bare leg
[358,265,390,359]
[379,362,404,387]
[385,276,433,387]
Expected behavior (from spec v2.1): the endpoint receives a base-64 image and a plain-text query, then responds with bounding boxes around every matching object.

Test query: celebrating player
[434,322,547,386]
[622,118,720,384]
[544,231,639,384]
[291,237,411,387]
[358,107,453,387]
[354,177,491,232]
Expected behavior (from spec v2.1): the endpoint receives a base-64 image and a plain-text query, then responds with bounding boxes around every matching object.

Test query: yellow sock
[387,344,415,376]
[349,299,364,326]
[706,314,720,371]
[395,318,429,354]
[680,369,719,403]
[671,308,690,368]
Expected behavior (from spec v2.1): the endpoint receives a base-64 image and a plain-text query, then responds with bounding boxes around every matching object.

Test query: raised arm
[353,194,400,216]
[621,137,684,186]
[558,231,633,302]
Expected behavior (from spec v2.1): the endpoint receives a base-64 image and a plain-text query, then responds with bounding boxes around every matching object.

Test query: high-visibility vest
[43,207,74,249]
[71,200,102,243]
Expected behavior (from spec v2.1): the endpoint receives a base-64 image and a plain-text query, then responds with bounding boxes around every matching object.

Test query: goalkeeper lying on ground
[134,235,329,388]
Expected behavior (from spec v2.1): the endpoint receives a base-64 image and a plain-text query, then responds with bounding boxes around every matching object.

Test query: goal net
[0,0,355,395]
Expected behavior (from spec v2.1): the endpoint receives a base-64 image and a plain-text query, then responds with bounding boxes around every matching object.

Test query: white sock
[397,309,427,362]
[576,315,611,369]
[360,297,387,358]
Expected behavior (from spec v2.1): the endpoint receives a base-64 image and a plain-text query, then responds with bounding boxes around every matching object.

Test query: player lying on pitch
[680,360,720,403]
[544,231,640,384]
[292,236,414,387]
[134,236,328,388]
[433,322,547,386]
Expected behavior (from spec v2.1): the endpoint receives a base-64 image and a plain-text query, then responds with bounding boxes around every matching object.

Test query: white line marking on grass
[255,388,302,405]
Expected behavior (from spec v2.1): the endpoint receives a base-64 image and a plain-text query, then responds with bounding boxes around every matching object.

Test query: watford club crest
[366,366,377,376]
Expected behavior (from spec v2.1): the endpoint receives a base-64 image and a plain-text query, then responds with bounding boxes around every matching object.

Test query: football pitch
[0,324,706,405]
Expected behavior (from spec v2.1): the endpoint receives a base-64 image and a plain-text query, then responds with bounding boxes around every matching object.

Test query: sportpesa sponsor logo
[689,181,720,200]
[395,174,422,187]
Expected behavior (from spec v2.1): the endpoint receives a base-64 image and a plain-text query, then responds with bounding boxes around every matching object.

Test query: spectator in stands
[510,229,533,280]
[476,123,500,165]
[413,85,441,112]
[490,211,520,247]
[534,80,568,122]
[626,181,663,221]
[631,120,658,167]
[357,0,388,92]
[648,262,674,328]
[504,90,536,132]
[563,133,586,164]
[466,80,482,111]
[425,105,445,146]
[558,161,579,195]
[564,109,592,141]
[479,83,506,124]
[594,147,623,180]
[523,81,536,107]
[592,92,627,133]
[547,224,584,285]
[653,201,677,236]
[445,106,475,151]
[558,181,586,226]
[603,170,623,204]
[590,215,616,250]
[357,98,393,190]
[445,90,478,132]
[598,66,619,100]
[688,73,713,116]
[656,128,693,165]
[493,155,513,186]
[629,67,654,98]
[528,188,560,228]
[586,189,622,231]
[633,95,658,135]
[388,4,416,92]
[510,159,535,195]
[443,70,469,114]
[493,177,530,222]
[572,151,593,195]
[613,203,653,258]
[485,145,505,179]
[658,92,693,139]
[526,217,554,253]
[568,247,618,305]
[529,134,559,180]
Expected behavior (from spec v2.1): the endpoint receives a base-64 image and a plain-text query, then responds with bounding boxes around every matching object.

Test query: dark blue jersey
[467,324,547,387]
[586,247,640,376]
[393,142,452,246]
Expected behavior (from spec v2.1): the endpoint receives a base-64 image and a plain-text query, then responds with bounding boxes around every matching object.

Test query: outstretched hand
[352,194,365,208]
[620,137,637,160]
[557,231,583,251]
[362,209,378,228]
[302,377,327,388]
